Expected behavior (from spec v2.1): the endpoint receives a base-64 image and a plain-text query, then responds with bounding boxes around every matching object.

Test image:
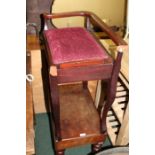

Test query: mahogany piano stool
[41,11,127,155]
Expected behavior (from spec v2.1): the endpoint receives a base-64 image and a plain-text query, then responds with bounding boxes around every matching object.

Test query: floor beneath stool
[35,113,112,155]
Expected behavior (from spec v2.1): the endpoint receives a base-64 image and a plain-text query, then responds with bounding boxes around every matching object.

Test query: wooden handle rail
[42,11,127,46]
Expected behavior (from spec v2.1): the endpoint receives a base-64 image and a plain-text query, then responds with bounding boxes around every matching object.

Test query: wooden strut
[49,66,61,139]
[101,50,123,133]
[49,75,61,140]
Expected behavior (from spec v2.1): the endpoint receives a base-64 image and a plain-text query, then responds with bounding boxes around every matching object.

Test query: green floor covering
[35,113,112,155]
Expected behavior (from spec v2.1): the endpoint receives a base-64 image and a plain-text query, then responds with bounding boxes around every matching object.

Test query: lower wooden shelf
[53,83,107,150]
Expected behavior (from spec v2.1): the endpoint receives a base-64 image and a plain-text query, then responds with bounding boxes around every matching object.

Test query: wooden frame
[41,11,127,155]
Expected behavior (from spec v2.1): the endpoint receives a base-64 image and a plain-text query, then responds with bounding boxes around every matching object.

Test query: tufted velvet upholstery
[43,27,108,65]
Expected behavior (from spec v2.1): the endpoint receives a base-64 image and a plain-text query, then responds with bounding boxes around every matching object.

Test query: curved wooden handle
[42,11,127,46]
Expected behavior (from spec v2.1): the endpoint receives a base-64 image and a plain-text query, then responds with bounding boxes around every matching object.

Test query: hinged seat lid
[43,27,109,66]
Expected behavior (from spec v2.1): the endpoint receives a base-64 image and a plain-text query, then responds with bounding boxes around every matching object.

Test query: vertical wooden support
[83,81,88,89]
[101,51,123,132]
[96,81,108,115]
[41,48,51,113]
[49,75,61,140]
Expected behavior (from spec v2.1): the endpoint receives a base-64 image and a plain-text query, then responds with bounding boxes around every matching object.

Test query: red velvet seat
[43,27,108,65]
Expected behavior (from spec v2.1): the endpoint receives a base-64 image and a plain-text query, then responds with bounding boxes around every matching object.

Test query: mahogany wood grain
[47,83,107,151]
[59,60,106,69]
[49,76,61,140]
[57,64,113,84]
[101,52,123,132]
[56,134,106,151]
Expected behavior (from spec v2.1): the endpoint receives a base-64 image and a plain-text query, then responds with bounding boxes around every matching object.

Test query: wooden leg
[101,52,123,132]
[83,81,88,89]
[96,80,108,114]
[56,150,65,155]
[49,76,61,140]
[91,142,103,153]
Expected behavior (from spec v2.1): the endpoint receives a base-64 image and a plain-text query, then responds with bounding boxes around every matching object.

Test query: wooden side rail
[42,11,127,46]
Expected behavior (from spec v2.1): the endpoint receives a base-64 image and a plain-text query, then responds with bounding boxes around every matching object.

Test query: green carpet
[35,113,112,155]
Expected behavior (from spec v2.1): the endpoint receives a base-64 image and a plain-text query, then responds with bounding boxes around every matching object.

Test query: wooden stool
[41,11,127,155]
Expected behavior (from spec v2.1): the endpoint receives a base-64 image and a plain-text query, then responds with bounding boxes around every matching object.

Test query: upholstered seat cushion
[43,27,108,65]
